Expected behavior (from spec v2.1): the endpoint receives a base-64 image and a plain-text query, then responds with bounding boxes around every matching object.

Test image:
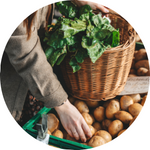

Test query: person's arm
[5,20,67,108]
[5,10,91,142]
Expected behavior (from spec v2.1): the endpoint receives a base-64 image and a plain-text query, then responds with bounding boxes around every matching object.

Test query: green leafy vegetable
[69,57,81,73]
[45,46,67,67]
[56,1,78,19]
[111,30,120,47]
[75,48,88,64]
[44,1,120,73]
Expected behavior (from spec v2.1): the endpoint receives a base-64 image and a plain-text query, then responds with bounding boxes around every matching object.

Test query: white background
[0,0,150,150]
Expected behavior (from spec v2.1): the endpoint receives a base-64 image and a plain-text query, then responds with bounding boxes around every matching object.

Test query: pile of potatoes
[129,48,150,77]
[40,93,147,148]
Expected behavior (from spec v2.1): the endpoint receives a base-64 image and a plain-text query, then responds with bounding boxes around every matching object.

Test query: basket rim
[105,36,135,53]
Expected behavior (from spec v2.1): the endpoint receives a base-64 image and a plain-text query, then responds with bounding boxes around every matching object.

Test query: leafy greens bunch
[44,1,120,73]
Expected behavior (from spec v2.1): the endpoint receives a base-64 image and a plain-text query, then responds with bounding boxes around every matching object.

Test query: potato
[137,67,148,76]
[47,113,59,133]
[102,100,111,108]
[93,122,102,131]
[128,74,137,77]
[103,99,119,108]
[129,94,141,103]
[106,100,120,119]
[62,129,68,139]
[102,119,112,131]
[66,134,77,142]
[117,129,126,136]
[146,70,150,76]
[134,50,138,56]
[128,103,143,116]
[135,60,149,70]
[82,112,94,125]
[108,120,124,137]
[93,106,105,122]
[129,115,138,126]
[120,95,134,111]
[134,49,147,61]
[52,129,63,139]
[94,130,112,143]
[114,111,133,124]
[74,100,89,113]
[86,100,99,108]
[141,95,147,106]
[88,125,96,137]
[88,136,106,147]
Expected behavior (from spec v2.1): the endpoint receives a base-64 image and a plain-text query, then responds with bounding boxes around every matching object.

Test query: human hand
[54,99,92,142]
[72,0,109,14]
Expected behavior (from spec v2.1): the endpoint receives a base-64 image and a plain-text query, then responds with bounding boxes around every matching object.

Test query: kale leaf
[56,1,78,19]
[44,1,120,73]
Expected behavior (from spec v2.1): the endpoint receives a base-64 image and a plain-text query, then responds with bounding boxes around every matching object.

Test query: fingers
[75,125,87,142]
[97,4,109,14]
[82,124,92,138]
[67,120,92,142]
[70,125,88,142]
[70,125,86,142]
[66,127,73,138]
[71,128,80,141]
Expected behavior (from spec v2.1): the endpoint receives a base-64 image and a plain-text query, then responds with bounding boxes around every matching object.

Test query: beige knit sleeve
[5,17,68,108]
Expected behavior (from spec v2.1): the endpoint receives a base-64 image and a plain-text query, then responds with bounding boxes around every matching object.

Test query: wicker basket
[60,13,136,101]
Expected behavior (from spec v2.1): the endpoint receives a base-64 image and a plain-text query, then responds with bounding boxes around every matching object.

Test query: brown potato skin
[120,96,134,111]
[129,94,141,103]
[103,99,119,108]
[106,100,120,119]
[52,129,63,139]
[102,119,112,131]
[135,60,149,70]
[88,125,96,137]
[86,101,99,108]
[47,113,59,133]
[93,122,102,131]
[128,103,143,116]
[137,67,148,76]
[94,130,112,143]
[146,70,150,76]
[114,111,133,124]
[94,106,105,122]
[82,112,94,125]
[128,74,137,77]
[108,120,124,137]
[134,49,147,61]
[117,129,126,136]
[74,100,89,113]
[88,136,106,147]
[129,115,138,126]
[66,134,77,142]
[62,129,68,139]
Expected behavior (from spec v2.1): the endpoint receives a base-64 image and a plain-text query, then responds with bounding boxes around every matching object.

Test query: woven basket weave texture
[60,13,136,101]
